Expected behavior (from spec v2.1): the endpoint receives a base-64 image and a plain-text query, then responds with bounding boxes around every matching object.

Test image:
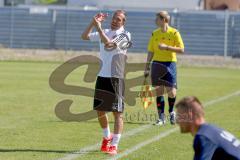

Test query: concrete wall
[68,0,200,10]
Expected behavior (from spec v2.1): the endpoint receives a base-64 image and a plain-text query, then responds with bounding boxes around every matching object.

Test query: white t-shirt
[89,26,131,78]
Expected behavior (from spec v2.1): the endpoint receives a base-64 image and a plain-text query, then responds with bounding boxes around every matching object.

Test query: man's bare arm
[81,19,95,40]
[144,51,154,77]
[167,46,184,53]
[159,43,184,53]
[94,17,111,44]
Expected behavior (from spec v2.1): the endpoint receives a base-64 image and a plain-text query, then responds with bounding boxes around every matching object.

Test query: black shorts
[151,61,177,88]
[93,76,125,112]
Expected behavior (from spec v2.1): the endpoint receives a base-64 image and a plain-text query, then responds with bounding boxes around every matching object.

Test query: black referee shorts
[93,76,125,112]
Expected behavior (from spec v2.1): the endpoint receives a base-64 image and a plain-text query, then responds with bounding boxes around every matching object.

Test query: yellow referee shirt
[147,26,184,62]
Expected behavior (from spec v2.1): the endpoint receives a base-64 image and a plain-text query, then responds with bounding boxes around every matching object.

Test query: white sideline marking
[107,128,178,160]
[57,90,240,160]
[56,124,152,160]
[204,90,240,107]
[107,90,240,160]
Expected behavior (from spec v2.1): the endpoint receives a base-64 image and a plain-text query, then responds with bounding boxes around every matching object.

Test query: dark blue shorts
[151,61,177,88]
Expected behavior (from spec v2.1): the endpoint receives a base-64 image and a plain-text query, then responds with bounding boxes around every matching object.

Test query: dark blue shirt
[193,123,240,160]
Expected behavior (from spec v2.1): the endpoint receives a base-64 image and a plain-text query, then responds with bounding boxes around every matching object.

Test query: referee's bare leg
[166,87,176,98]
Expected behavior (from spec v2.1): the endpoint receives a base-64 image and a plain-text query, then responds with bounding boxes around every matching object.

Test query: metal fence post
[230,15,235,57]
[9,1,14,48]
[64,4,70,54]
[224,10,229,58]
[50,9,57,49]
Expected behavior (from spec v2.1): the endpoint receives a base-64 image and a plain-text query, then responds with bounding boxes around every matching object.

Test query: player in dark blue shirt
[175,96,240,160]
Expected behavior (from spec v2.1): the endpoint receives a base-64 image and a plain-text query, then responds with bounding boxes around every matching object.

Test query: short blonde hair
[156,11,170,23]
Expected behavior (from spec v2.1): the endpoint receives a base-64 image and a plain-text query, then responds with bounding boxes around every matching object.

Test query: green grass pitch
[0,61,239,160]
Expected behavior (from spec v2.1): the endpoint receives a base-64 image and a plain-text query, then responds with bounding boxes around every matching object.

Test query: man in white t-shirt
[81,10,131,155]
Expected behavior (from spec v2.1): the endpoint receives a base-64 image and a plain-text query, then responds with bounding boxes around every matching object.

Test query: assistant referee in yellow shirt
[144,11,184,126]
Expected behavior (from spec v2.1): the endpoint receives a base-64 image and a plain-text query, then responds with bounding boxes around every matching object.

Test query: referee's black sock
[168,97,176,113]
[156,96,165,118]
